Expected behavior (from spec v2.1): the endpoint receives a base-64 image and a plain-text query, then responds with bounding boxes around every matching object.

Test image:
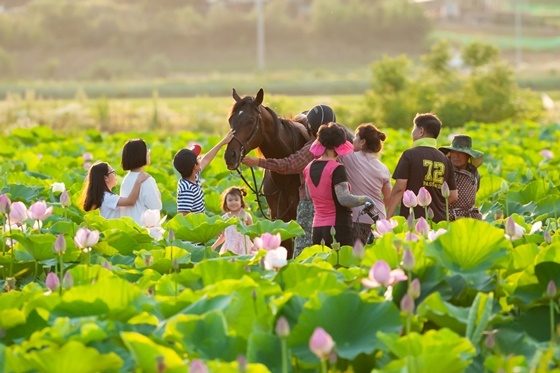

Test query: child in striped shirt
[173,130,234,215]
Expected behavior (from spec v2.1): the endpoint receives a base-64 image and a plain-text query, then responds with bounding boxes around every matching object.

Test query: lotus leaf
[425,219,512,274]
[121,332,186,373]
[289,292,401,362]
[237,219,304,241]
[376,329,475,373]
[417,292,470,334]
[165,213,236,244]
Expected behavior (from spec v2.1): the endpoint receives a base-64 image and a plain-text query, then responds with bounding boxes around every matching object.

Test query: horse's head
[224,88,264,170]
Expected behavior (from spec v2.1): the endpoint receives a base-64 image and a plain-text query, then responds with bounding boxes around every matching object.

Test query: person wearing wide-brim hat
[439,135,484,220]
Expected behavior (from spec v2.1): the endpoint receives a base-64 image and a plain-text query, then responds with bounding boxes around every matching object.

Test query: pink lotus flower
[60,190,71,208]
[402,190,418,208]
[264,247,288,270]
[189,359,208,373]
[544,230,552,244]
[27,201,53,221]
[10,201,27,223]
[415,217,430,236]
[0,194,11,214]
[46,272,59,292]
[405,232,419,242]
[74,228,100,249]
[275,316,290,338]
[441,182,450,198]
[62,271,74,289]
[505,217,525,241]
[82,152,94,161]
[254,232,282,251]
[375,219,398,236]
[53,234,66,255]
[540,149,553,160]
[401,248,415,271]
[83,161,92,170]
[417,187,432,207]
[400,293,415,314]
[361,260,408,288]
[309,327,335,360]
[409,278,421,299]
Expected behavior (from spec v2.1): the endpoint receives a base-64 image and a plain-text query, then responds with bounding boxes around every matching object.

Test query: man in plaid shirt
[242,105,336,257]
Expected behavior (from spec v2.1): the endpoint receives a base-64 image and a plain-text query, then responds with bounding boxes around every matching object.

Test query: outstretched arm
[387,179,407,218]
[242,142,313,175]
[200,130,235,170]
[117,172,150,206]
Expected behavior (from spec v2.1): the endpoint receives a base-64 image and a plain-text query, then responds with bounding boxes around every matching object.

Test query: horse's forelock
[229,96,256,118]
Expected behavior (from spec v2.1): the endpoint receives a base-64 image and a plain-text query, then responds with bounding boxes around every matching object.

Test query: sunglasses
[107,170,116,175]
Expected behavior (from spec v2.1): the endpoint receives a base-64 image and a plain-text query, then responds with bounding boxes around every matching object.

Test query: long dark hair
[81,162,111,211]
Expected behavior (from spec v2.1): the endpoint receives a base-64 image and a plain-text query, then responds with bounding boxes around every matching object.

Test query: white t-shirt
[119,172,162,225]
[100,192,120,219]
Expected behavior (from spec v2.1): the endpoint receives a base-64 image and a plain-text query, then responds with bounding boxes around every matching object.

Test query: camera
[360,201,379,222]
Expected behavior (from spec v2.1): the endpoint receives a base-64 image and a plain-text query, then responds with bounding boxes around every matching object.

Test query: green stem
[550,299,556,346]
[58,254,64,295]
[445,198,449,226]
[280,338,289,373]
[1,215,5,256]
[320,358,328,373]
[34,260,38,281]
[424,206,428,221]
[505,196,508,217]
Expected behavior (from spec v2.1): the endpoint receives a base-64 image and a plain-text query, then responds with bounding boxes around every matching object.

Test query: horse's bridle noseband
[230,109,262,166]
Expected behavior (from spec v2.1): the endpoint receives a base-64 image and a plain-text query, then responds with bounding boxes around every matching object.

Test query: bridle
[229,107,272,219]
[229,108,262,166]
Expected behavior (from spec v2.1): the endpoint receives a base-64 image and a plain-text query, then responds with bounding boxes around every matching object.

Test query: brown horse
[224,88,309,257]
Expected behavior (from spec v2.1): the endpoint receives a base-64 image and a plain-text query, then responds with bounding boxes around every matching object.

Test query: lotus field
[2,120,560,373]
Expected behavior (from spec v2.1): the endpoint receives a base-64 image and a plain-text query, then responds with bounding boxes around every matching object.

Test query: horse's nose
[225,149,238,170]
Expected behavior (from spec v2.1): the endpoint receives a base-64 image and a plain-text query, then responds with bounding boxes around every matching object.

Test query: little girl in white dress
[211,187,253,255]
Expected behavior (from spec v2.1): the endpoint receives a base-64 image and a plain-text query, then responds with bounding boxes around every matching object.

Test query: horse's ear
[254,88,264,107]
[232,88,241,102]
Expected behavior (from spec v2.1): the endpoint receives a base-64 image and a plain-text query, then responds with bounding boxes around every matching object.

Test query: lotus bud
[51,182,65,194]
[487,163,494,174]
[53,234,66,255]
[540,149,554,160]
[156,356,166,373]
[402,190,418,208]
[60,190,71,208]
[167,229,175,243]
[441,182,450,198]
[484,332,496,350]
[372,260,391,286]
[28,201,53,221]
[9,201,27,223]
[143,252,153,267]
[83,161,92,170]
[320,238,325,247]
[547,280,557,298]
[309,327,335,360]
[103,261,111,270]
[82,152,93,161]
[62,271,74,289]
[417,187,432,207]
[353,239,365,259]
[0,194,11,214]
[400,294,415,315]
[331,241,340,251]
[505,217,517,238]
[415,217,429,236]
[275,316,290,338]
[5,277,16,291]
[500,180,509,194]
[401,248,415,271]
[407,214,415,231]
[427,207,434,221]
[74,228,99,249]
[494,210,504,221]
[330,226,336,238]
[544,230,552,245]
[237,355,247,373]
[252,289,257,300]
[409,278,421,299]
[189,359,208,373]
[46,272,60,292]
[173,258,179,271]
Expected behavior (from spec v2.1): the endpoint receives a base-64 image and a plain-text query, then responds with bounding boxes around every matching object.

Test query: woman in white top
[339,123,392,244]
[119,138,162,225]
[81,162,149,219]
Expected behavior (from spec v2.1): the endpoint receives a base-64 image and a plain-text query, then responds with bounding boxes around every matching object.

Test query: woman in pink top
[340,124,392,244]
[303,123,374,247]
